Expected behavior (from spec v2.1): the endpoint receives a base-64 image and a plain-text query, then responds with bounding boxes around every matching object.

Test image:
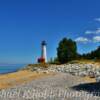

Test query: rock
[42,71,49,74]
[78,71,87,77]
[88,71,95,78]
[26,63,100,81]
[96,76,100,82]
[95,71,100,77]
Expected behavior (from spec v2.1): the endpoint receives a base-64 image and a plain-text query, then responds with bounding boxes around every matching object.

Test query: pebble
[28,63,100,82]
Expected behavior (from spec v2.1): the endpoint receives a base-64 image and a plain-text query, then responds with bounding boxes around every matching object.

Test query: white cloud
[75,37,90,43]
[93,36,100,42]
[85,28,100,34]
[95,18,100,22]
[85,30,94,34]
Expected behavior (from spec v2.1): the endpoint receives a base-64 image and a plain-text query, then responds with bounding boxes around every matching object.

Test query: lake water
[0,64,26,74]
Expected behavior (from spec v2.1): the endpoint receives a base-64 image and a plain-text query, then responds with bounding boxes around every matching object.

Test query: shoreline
[0,60,98,90]
[0,70,19,75]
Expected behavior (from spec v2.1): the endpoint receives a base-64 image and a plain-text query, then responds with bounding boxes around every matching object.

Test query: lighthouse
[38,41,47,63]
[41,41,47,63]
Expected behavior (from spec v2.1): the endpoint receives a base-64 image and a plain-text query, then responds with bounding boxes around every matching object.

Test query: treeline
[49,37,100,64]
[81,46,100,60]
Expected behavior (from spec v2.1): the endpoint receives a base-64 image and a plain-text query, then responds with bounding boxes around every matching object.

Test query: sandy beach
[0,71,98,100]
[0,61,99,100]
[0,67,95,90]
[0,70,55,89]
[0,61,97,89]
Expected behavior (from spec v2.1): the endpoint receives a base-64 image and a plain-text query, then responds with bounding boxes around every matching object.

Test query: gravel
[0,73,99,100]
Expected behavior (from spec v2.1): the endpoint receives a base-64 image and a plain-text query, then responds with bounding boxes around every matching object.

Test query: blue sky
[0,0,100,64]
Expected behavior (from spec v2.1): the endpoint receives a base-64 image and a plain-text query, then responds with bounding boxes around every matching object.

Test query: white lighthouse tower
[41,41,47,63]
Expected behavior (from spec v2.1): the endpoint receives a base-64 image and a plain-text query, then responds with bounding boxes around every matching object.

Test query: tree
[81,46,100,60]
[57,38,77,64]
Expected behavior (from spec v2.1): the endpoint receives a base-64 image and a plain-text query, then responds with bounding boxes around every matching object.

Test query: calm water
[0,64,26,74]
